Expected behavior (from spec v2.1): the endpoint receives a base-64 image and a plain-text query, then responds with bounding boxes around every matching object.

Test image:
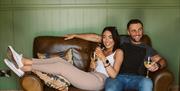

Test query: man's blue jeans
[105,74,153,91]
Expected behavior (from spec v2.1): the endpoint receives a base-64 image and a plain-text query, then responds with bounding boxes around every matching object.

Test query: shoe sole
[4,59,24,77]
[7,47,19,68]
[7,46,23,68]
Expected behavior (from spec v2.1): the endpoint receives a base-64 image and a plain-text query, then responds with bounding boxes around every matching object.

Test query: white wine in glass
[144,57,152,78]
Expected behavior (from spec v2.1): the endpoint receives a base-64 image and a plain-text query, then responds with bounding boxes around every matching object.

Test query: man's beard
[130,36,141,43]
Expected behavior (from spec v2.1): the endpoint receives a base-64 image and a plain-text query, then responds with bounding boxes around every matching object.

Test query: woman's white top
[95,52,115,77]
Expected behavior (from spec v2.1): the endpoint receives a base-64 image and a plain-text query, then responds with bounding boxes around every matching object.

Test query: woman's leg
[22,58,33,66]
[6,46,106,90]
[21,57,66,71]
[28,57,106,90]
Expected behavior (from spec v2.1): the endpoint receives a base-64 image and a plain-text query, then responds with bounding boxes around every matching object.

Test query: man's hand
[147,62,159,72]
[151,54,167,69]
[64,34,76,40]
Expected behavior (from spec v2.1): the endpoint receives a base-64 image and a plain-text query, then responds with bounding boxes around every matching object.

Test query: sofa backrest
[33,36,98,71]
[33,35,151,72]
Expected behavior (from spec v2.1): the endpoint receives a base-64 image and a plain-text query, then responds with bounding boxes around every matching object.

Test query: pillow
[35,48,73,90]
[64,48,73,65]
[37,48,73,64]
[71,48,91,71]
[37,52,46,59]
[33,71,70,91]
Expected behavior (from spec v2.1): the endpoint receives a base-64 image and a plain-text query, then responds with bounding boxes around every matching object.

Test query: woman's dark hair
[127,19,143,29]
[101,26,120,52]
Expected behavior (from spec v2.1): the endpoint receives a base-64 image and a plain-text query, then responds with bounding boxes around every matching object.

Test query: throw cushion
[33,71,70,91]
[37,48,73,64]
[64,48,73,64]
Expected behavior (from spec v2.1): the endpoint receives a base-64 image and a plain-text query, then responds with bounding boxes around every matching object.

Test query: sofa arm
[20,73,44,91]
[150,68,173,91]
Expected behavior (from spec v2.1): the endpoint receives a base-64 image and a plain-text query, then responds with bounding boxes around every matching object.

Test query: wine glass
[144,57,152,78]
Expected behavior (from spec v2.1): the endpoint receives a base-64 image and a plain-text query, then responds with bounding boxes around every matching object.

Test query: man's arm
[64,33,101,43]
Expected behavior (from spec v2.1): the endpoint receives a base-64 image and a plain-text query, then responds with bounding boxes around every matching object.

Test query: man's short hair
[127,19,143,29]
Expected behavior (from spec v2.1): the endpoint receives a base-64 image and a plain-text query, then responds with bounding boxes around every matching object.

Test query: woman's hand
[64,34,76,40]
[95,47,106,61]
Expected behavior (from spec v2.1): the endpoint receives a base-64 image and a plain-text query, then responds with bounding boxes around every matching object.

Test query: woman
[4,26,123,90]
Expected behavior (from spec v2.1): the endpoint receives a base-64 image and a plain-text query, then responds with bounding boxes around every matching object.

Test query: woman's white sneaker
[7,45,23,68]
[4,59,24,77]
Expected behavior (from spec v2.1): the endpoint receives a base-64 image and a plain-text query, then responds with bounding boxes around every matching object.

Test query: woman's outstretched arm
[64,33,101,43]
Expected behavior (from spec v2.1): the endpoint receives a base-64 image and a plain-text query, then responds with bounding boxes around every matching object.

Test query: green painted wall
[0,0,179,90]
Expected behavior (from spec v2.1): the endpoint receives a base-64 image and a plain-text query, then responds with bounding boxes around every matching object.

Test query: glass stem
[146,70,149,78]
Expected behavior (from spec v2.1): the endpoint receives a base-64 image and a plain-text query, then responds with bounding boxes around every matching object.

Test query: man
[64,19,166,91]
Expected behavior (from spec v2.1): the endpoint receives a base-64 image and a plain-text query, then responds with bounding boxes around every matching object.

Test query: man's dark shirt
[119,36,157,75]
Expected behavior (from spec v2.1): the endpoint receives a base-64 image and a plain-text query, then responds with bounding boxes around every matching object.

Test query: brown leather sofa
[20,35,173,91]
